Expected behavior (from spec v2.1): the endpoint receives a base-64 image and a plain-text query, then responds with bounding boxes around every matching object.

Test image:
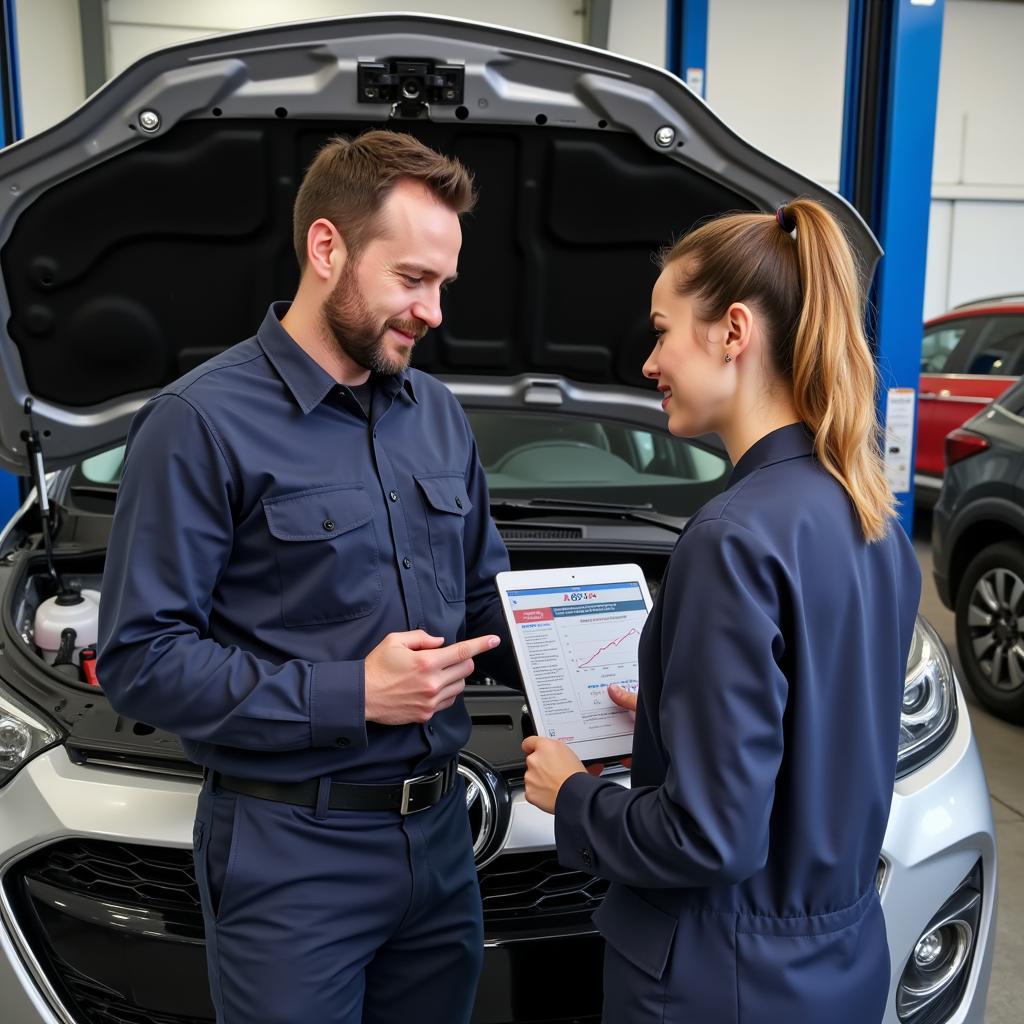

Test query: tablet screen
[506,579,648,751]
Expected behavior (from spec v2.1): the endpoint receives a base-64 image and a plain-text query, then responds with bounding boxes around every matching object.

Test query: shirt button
[323,519,335,532]
[334,737,350,748]
[427,724,435,734]
[403,557,413,569]
[580,848,593,867]
[389,490,399,502]
[455,497,463,509]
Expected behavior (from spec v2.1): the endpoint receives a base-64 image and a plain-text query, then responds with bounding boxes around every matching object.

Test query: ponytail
[659,198,895,542]
[785,199,895,541]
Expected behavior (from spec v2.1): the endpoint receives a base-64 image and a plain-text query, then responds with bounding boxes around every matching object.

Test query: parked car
[917,294,1024,505]
[933,375,1024,724]
[0,15,996,1024]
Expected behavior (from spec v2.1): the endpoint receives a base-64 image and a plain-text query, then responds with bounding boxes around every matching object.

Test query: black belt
[211,761,459,815]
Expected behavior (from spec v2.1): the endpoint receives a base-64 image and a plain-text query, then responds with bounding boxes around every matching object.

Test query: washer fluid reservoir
[34,589,101,665]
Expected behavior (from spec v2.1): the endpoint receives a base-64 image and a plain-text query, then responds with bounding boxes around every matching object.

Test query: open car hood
[0,13,880,472]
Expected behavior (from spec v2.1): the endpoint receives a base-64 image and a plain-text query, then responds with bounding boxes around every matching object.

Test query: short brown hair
[292,130,476,268]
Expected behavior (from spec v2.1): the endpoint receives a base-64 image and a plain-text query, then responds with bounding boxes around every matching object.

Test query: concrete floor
[913,512,1022,1024]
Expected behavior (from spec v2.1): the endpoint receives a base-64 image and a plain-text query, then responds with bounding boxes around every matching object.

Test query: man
[98,130,516,1024]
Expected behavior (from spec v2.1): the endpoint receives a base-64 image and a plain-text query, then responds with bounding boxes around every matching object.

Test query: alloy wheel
[967,567,1024,692]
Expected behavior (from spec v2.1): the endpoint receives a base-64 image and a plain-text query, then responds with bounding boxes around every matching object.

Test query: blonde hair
[660,198,895,542]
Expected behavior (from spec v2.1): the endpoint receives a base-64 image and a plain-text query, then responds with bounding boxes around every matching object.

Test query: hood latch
[358,60,465,120]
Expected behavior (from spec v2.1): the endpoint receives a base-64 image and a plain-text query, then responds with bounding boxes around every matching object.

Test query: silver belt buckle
[400,769,443,815]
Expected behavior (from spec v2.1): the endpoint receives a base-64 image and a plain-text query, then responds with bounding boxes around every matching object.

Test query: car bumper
[0,749,606,1024]
[0,691,996,1024]
[880,680,997,1023]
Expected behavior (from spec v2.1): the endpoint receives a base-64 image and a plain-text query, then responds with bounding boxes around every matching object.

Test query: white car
[0,14,995,1024]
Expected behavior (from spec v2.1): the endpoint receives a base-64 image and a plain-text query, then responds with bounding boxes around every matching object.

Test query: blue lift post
[665,0,708,98]
[0,0,20,520]
[840,0,946,536]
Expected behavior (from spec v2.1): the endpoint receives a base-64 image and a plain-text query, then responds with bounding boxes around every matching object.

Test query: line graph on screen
[572,627,641,670]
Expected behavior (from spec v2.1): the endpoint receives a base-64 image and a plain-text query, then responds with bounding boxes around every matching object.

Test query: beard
[322,262,427,376]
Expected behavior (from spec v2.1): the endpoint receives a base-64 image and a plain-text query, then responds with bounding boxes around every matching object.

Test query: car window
[920,323,969,373]
[466,410,729,518]
[80,447,126,483]
[960,316,1024,377]
[76,413,731,521]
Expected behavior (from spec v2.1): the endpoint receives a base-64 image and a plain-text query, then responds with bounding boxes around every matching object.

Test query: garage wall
[927,0,1024,316]
[933,0,1024,193]
[103,0,588,74]
[934,201,1024,311]
[704,0,849,191]
[607,0,668,70]
[13,0,84,138]
[103,0,671,75]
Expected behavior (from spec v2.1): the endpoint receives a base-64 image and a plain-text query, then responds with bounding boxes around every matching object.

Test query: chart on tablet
[574,628,641,669]
[507,581,648,734]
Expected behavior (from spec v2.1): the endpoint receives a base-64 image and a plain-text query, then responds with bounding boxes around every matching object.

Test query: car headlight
[0,688,60,786]
[897,617,958,779]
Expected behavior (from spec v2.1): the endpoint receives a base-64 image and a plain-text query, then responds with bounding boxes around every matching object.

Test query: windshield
[76,410,729,520]
[466,410,728,517]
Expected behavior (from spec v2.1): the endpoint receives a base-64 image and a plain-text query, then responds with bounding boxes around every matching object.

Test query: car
[916,294,1024,506]
[932,375,1024,724]
[0,14,997,1024]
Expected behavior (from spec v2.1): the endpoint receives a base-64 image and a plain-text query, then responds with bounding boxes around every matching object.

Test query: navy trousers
[192,777,483,1023]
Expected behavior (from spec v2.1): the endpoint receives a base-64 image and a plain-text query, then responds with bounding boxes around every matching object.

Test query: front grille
[18,835,606,933]
[479,851,608,929]
[18,840,608,931]
[7,841,213,1024]
[7,840,608,1024]
[20,838,201,913]
[52,954,210,1024]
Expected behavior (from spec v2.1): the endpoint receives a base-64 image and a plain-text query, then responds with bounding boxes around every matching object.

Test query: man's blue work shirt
[98,303,514,783]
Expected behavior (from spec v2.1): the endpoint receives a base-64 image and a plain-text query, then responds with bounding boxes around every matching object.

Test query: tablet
[496,564,653,763]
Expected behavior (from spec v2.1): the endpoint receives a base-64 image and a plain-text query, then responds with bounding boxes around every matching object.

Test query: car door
[918,318,979,478]
[954,312,1024,392]
[920,313,1024,479]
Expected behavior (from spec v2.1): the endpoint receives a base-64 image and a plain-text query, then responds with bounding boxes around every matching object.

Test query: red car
[916,293,1024,505]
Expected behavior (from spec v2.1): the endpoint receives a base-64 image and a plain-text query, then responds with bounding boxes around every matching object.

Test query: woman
[522,199,921,1023]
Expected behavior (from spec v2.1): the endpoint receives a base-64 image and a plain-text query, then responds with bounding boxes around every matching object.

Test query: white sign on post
[883,387,916,493]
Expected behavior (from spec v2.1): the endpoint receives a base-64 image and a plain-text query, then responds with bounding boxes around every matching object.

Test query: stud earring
[724,353,733,364]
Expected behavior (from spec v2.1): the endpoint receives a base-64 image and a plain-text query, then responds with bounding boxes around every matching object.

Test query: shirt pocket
[415,473,473,604]
[262,483,382,627]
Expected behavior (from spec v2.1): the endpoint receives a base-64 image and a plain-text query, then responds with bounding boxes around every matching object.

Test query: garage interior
[0,3,1019,1024]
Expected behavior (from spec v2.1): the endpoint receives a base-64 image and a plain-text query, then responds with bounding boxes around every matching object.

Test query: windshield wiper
[488,497,683,531]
